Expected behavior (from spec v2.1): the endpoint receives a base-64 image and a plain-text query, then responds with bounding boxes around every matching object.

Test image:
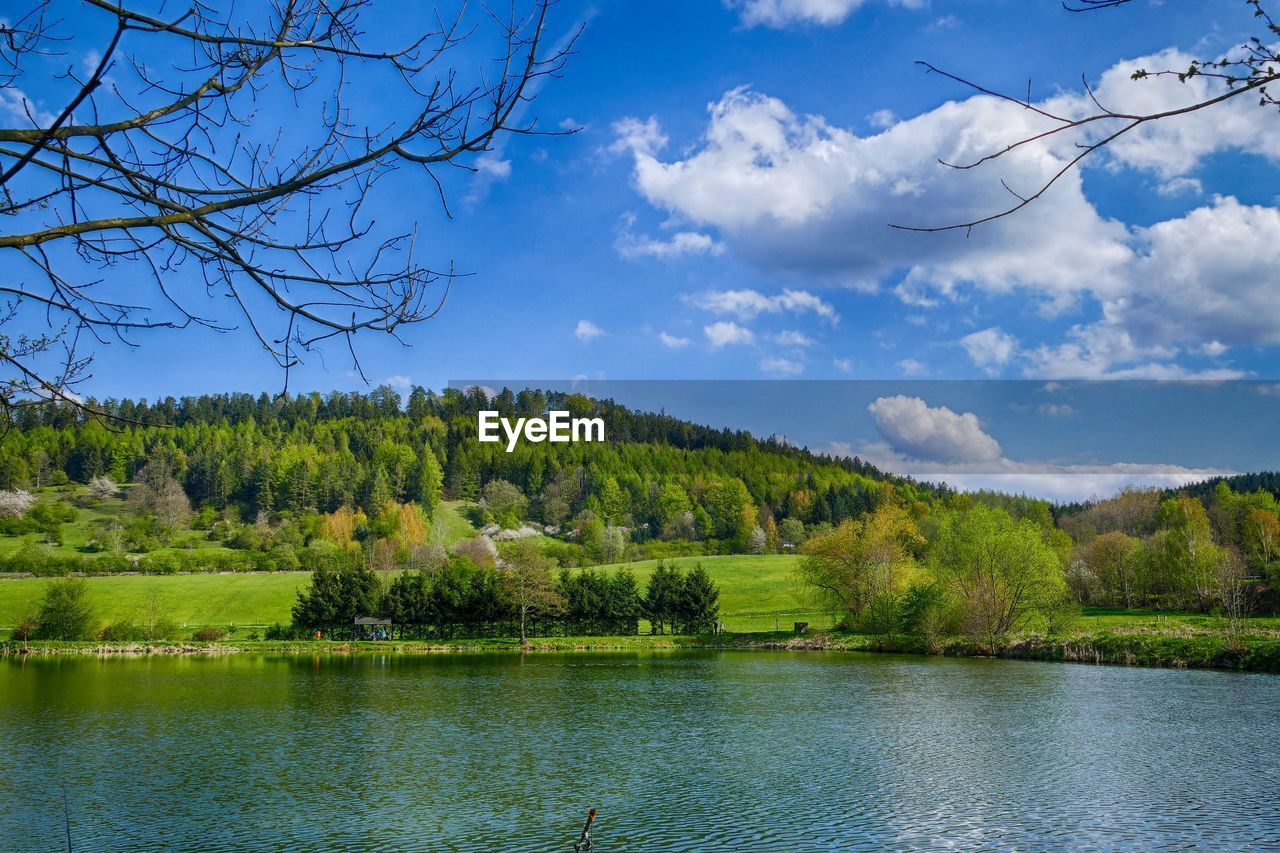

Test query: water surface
[2,652,1277,850]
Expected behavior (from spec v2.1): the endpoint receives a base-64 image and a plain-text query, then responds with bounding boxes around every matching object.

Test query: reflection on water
[2,652,1278,850]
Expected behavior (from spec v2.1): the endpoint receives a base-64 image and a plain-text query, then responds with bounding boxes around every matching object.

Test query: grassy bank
[4,552,1279,673]
[6,629,1280,673]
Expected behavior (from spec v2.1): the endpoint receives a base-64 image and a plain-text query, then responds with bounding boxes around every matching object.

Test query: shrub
[192,626,227,642]
[147,618,179,640]
[100,620,146,641]
[263,622,301,640]
[32,577,97,640]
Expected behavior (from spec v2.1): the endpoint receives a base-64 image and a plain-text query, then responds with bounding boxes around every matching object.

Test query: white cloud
[473,153,512,180]
[1025,320,1243,380]
[381,375,413,391]
[611,116,668,156]
[617,229,724,260]
[899,358,926,376]
[1157,176,1202,197]
[846,395,1230,501]
[658,331,691,349]
[774,330,815,347]
[867,109,897,129]
[626,87,1133,303]
[858,443,1230,503]
[760,356,804,375]
[0,88,56,127]
[961,327,1018,373]
[833,357,854,373]
[727,0,924,28]
[575,320,604,342]
[868,395,1003,464]
[1083,48,1280,178]
[620,51,1280,377]
[686,287,838,323]
[1037,403,1075,418]
[1104,198,1280,351]
[705,321,755,348]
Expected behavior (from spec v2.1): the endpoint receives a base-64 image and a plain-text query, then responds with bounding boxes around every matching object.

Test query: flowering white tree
[88,475,117,501]
[0,489,36,518]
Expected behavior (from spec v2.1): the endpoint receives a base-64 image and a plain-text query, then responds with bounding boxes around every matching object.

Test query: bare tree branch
[0,0,576,425]
[892,0,1279,234]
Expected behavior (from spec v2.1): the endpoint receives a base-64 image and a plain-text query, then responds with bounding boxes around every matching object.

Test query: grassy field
[4,550,1278,638]
[0,554,816,632]
[601,555,824,631]
[0,572,312,629]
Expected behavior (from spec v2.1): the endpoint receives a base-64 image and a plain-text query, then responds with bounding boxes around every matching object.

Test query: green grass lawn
[1078,606,1280,633]
[0,572,312,629]
[594,554,827,632]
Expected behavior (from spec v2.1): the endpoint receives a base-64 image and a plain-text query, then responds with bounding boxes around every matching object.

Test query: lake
[2,651,1278,850]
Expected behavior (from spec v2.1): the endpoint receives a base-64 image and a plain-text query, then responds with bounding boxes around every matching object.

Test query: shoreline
[5,630,1279,673]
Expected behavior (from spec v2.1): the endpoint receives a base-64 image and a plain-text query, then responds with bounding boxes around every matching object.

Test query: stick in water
[573,808,598,852]
[61,778,73,853]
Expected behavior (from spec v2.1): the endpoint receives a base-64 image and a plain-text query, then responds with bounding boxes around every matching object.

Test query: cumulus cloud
[473,153,512,180]
[961,327,1018,372]
[0,88,55,127]
[727,0,924,28]
[658,331,691,349]
[381,375,413,391]
[705,321,755,348]
[869,395,1003,464]
[619,50,1280,377]
[575,320,604,342]
[617,228,724,260]
[773,330,815,347]
[610,116,667,156]
[760,355,804,375]
[899,359,926,376]
[686,288,838,323]
[857,446,1230,503]
[848,395,1229,501]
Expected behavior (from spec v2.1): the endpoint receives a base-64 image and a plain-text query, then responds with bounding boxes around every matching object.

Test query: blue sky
[6,0,1280,496]
[18,0,1269,396]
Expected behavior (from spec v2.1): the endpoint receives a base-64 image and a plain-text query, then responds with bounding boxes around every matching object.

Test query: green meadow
[0,555,819,632]
[4,553,1279,639]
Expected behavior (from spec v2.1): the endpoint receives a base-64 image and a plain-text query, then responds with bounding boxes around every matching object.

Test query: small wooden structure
[794,621,809,635]
[353,615,392,640]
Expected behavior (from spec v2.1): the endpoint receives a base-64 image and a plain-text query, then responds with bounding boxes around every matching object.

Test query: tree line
[289,546,720,642]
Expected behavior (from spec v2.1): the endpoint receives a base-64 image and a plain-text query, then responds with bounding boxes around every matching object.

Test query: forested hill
[0,386,938,543]
[1164,473,1280,503]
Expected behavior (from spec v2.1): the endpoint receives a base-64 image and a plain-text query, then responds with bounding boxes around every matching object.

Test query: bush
[263,622,302,640]
[100,619,146,641]
[191,626,227,642]
[32,577,97,640]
